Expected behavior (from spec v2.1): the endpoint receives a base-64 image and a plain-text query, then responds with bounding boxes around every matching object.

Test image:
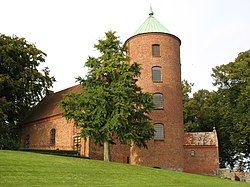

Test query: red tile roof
[22,84,83,124]
[184,131,218,146]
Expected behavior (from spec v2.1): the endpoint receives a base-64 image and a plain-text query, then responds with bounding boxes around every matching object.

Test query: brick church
[19,10,219,174]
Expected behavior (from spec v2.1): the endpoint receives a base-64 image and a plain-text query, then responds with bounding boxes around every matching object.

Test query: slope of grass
[0,150,247,186]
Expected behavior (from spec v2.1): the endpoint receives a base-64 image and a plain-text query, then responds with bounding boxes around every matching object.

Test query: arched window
[50,128,56,146]
[152,66,162,82]
[154,124,164,140]
[153,93,163,109]
[24,134,30,148]
[152,44,160,57]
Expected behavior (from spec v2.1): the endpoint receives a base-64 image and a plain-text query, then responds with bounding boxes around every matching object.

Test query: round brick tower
[125,9,184,171]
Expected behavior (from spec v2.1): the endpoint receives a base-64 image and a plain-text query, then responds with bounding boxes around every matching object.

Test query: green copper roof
[134,8,170,35]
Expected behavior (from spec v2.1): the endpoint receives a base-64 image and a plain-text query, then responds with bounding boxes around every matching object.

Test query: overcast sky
[1,0,250,92]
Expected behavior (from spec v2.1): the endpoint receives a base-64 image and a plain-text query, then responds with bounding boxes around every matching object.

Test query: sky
[1,0,250,92]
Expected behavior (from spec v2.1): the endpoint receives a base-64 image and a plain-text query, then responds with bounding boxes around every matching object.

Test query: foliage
[183,89,219,132]
[182,80,193,104]
[183,50,250,168]
[0,34,55,149]
[212,50,250,167]
[61,31,154,161]
[182,81,218,132]
[0,151,247,187]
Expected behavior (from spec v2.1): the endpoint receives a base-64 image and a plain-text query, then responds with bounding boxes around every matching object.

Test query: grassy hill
[0,150,247,186]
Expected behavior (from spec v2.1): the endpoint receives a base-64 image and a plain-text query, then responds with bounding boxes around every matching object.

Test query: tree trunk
[103,141,110,162]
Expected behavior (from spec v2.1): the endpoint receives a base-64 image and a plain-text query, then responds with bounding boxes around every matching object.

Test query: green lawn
[0,150,247,186]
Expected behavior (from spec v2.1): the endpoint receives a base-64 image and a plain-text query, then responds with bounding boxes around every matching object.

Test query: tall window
[154,124,164,140]
[152,44,160,57]
[152,66,162,82]
[153,93,163,109]
[24,134,30,148]
[50,128,56,146]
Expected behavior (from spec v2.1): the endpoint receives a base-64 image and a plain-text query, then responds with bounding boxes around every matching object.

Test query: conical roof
[134,8,170,35]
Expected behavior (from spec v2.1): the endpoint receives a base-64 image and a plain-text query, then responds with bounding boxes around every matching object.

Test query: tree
[184,89,219,132]
[212,49,250,167]
[0,34,55,149]
[183,50,250,168]
[182,80,219,132]
[61,31,154,161]
[182,80,193,104]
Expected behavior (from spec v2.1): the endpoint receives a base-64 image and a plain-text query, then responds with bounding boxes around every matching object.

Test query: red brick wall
[126,33,184,171]
[89,139,130,164]
[20,114,130,163]
[19,115,75,150]
[80,138,90,157]
[184,145,219,174]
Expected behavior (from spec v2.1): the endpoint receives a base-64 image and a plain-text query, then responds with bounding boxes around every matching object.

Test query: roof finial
[149,5,154,16]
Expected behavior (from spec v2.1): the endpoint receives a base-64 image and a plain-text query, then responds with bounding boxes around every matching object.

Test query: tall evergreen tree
[61,31,154,161]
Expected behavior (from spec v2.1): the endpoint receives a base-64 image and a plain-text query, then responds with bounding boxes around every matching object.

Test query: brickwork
[19,110,130,164]
[19,115,75,150]
[126,33,184,171]
[183,130,219,174]
[19,30,220,174]
[80,137,90,157]
[89,139,130,163]
[184,146,219,174]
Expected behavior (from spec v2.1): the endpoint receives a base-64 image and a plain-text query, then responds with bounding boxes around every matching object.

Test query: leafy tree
[0,34,55,149]
[212,49,250,167]
[182,80,219,132]
[182,87,228,166]
[182,80,193,104]
[60,31,154,161]
[183,50,250,168]
[184,89,218,132]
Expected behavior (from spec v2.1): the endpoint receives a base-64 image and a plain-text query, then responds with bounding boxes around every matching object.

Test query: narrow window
[24,134,30,148]
[152,66,162,82]
[154,124,164,140]
[153,93,163,109]
[126,157,130,164]
[190,150,195,157]
[50,128,56,146]
[152,44,160,57]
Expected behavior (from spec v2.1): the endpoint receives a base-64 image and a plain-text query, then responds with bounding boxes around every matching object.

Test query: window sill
[153,81,163,83]
[154,139,164,141]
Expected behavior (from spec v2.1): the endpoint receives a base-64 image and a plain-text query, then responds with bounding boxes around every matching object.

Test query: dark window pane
[152,44,160,57]
[153,93,163,109]
[154,124,164,140]
[152,67,162,82]
[50,128,56,146]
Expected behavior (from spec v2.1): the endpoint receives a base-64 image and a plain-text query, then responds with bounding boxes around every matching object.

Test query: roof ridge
[21,84,83,124]
[54,84,81,94]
